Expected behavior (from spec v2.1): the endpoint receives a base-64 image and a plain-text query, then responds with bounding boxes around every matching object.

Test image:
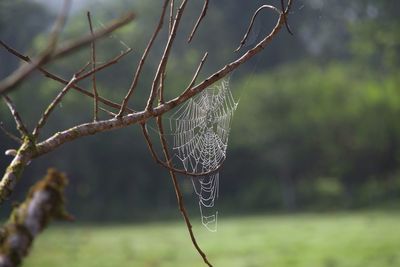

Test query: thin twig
[32,62,89,139]
[146,0,189,111]
[187,0,209,43]
[75,48,133,81]
[155,117,213,267]
[2,95,29,138]
[0,41,134,113]
[0,12,134,95]
[183,52,208,94]
[280,0,293,35]
[87,11,99,121]
[235,5,281,52]
[32,51,126,139]
[99,106,117,117]
[117,0,171,117]
[32,76,77,139]
[50,12,135,63]
[0,122,22,143]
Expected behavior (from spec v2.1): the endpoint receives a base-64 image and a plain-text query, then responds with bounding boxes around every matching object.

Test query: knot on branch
[0,168,72,267]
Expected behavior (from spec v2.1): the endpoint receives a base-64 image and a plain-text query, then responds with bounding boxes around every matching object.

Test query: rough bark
[0,169,71,267]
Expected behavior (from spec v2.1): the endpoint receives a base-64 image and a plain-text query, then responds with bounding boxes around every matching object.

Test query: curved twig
[235,5,281,52]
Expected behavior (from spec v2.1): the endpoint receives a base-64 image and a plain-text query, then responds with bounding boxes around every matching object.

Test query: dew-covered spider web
[169,78,238,231]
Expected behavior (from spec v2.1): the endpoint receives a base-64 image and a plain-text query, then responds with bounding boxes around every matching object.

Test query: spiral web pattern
[170,79,237,231]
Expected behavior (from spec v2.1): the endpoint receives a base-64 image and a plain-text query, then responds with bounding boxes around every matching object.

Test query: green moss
[0,169,71,266]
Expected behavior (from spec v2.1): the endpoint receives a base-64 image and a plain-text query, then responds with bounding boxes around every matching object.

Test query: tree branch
[118,0,171,117]
[0,168,71,267]
[0,2,292,203]
[32,76,78,139]
[0,12,135,95]
[145,0,188,111]
[0,41,134,114]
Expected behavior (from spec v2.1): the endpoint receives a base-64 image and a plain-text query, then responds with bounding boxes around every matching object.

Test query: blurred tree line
[0,0,399,221]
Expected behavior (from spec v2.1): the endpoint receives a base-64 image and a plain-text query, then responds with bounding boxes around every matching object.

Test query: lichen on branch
[0,168,72,267]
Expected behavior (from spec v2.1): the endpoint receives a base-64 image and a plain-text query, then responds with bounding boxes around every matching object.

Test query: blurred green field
[24,212,400,267]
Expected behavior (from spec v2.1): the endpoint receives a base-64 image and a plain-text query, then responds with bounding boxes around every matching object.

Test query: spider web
[169,78,238,231]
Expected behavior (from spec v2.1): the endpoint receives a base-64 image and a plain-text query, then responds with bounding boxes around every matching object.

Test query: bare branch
[50,12,135,63]
[155,117,212,266]
[235,5,281,52]
[187,0,209,43]
[0,41,134,113]
[145,0,189,111]
[117,0,170,117]
[0,0,293,216]
[87,11,99,121]
[0,122,21,143]
[2,95,29,138]
[21,10,290,160]
[0,12,135,95]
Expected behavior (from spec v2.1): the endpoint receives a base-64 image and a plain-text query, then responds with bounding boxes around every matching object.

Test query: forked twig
[0,12,134,95]
[32,49,130,139]
[118,0,171,117]
[0,41,134,113]
[146,0,189,111]
[187,0,209,43]
[32,76,77,139]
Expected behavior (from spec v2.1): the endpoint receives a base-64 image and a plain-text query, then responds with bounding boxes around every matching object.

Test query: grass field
[24,212,400,267]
